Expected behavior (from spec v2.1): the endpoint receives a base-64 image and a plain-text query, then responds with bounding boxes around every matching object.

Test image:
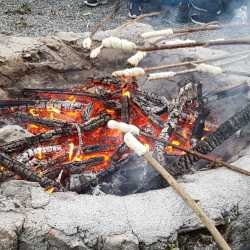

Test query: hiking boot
[128,0,143,19]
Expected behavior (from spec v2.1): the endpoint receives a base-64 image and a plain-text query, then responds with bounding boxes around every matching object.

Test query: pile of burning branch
[0,74,220,192]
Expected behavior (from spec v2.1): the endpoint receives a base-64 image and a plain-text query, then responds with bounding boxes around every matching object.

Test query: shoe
[128,0,143,19]
[84,0,107,7]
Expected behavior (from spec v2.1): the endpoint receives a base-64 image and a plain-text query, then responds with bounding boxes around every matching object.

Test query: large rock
[1,152,250,250]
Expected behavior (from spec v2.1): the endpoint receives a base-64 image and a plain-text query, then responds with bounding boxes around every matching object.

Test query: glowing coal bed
[0,77,215,195]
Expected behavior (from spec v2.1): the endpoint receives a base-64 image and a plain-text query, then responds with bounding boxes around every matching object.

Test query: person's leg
[176,0,190,23]
[128,0,143,18]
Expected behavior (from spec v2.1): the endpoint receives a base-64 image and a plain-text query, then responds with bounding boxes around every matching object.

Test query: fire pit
[1,22,250,250]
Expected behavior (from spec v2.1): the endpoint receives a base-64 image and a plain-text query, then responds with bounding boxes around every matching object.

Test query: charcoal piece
[121,96,130,123]
[104,100,121,110]
[82,104,93,122]
[63,157,105,174]
[169,102,250,177]
[135,89,169,108]
[81,144,109,154]
[111,143,129,163]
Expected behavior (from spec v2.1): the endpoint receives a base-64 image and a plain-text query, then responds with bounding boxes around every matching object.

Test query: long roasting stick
[144,50,250,72]
[122,131,231,250]
[142,23,250,39]
[137,38,250,52]
[139,131,250,176]
[107,120,250,176]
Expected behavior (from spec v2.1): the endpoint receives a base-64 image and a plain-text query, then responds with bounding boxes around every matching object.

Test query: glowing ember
[0,77,211,192]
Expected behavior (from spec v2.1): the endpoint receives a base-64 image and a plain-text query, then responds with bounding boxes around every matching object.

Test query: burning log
[170,101,250,177]
[0,152,63,190]
[0,100,84,111]
[22,88,112,99]
[108,120,250,176]
[205,83,249,102]
[0,114,110,154]
[154,83,198,163]
[16,145,62,163]
[121,94,130,123]
[131,96,164,127]
[135,90,169,108]
[82,104,93,122]
[13,113,69,128]
[191,84,208,144]
[63,157,105,174]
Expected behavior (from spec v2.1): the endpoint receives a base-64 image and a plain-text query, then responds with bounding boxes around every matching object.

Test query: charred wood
[121,95,130,123]
[63,156,105,174]
[0,152,62,190]
[170,102,250,177]
[0,114,110,154]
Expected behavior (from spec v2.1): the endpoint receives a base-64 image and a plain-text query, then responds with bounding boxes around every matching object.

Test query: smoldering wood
[0,151,63,190]
[22,88,112,100]
[0,114,110,154]
[135,89,169,108]
[13,112,70,128]
[81,144,110,154]
[63,156,105,174]
[131,97,164,128]
[169,101,250,177]
[111,143,129,163]
[191,84,207,142]
[0,99,84,111]
[205,83,249,102]
[121,95,130,123]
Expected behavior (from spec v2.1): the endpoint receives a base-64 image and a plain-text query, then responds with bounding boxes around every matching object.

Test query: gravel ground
[0,0,175,37]
[0,0,249,38]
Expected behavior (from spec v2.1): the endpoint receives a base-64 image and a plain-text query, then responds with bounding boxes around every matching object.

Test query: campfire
[0,76,214,194]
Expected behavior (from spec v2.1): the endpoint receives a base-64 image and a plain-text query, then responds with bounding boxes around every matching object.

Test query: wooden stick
[114,12,160,32]
[90,1,121,38]
[172,23,250,36]
[144,50,250,72]
[137,38,250,52]
[140,131,250,176]
[124,132,231,250]
[142,151,231,250]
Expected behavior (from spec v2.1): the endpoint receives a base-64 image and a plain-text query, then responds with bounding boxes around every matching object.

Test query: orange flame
[29,108,39,117]
[68,143,75,161]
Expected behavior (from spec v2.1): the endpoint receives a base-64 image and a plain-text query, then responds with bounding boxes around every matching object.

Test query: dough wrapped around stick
[82,37,92,50]
[112,67,145,77]
[196,63,223,75]
[90,45,103,59]
[102,37,137,51]
[142,29,174,39]
[148,71,176,80]
[127,51,147,66]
